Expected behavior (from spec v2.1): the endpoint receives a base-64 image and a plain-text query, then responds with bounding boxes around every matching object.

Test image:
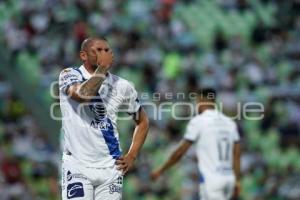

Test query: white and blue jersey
[59,65,140,168]
[184,109,240,179]
[184,109,240,200]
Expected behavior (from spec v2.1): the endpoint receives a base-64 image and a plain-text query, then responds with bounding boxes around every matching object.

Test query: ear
[79,51,87,62]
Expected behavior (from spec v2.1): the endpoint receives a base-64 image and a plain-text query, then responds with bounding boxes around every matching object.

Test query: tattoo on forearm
[77,67,107,99]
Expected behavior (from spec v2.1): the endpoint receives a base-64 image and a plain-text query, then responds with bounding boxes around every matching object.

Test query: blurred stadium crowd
[0,0,300,199]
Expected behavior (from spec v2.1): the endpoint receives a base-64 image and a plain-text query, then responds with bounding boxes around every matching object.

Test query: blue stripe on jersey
[89,95,121,159]
[73,67,87,82]
[100,117,122,159]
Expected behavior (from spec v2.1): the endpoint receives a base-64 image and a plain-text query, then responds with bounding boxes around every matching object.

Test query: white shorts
[199,175,235,200]
[62,154,123,200]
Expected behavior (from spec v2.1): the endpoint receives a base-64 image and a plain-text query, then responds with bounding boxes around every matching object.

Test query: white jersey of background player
[59,38,149,200]
[151,88,241,200]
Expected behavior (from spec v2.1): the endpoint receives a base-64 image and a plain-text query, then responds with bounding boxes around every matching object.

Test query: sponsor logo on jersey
[67,182,84,199]
[90,120,111,130]
[61,68,72,74]
[90,102,107,118]
[61,73,78,80]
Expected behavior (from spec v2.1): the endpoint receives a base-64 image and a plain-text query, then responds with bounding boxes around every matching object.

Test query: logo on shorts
[67,171,72,181]
[67,182,84,199]
[117,176,123,184]
[109,183,122,194]
[66,170,88,182]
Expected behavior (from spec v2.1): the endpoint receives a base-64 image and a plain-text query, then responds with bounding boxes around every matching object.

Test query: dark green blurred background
[0,0,300,199]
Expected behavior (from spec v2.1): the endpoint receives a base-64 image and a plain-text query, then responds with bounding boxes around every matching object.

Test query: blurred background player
[59,37,149,200]
[151,88,241,200]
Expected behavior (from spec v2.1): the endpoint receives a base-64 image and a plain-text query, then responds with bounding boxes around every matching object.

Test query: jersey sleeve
[233,123,240,142]
[183,118,200,142]
[123,83,141,115]
[59,68,82,94]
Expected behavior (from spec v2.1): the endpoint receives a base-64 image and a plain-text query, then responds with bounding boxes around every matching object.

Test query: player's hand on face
[92,48,113,74]
[115,154,135,175]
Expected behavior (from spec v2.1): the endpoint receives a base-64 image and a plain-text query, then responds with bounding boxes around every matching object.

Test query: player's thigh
[199,182,225,200]
[224,177,235,200]
[62,155,94,200]
[94,166,123,200]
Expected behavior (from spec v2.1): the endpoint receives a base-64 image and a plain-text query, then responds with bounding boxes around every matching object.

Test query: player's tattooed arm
[67,68,106,102]
[77,67,106,99]
[67,49,113,102]
[151,139,193,181]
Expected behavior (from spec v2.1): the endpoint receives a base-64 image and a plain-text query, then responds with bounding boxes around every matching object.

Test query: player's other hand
[115,154,135,175]
[232,180,241,199]
[150,169,162,181]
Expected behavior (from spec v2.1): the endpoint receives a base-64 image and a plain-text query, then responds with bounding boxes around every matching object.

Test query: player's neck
[83,64,110,76]
[83,64,97,75]
[199,106,215,114]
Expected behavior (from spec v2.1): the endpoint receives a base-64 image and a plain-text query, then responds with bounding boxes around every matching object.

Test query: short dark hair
[80,37,107,51]
[198,88,217,101]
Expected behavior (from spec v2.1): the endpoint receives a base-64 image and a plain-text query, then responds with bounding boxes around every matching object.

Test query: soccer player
[151,88,241,200]
[59,37,149,200]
